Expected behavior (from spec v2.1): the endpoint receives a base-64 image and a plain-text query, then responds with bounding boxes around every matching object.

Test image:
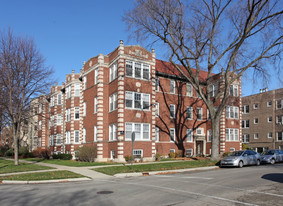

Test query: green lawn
[0,170,86,181]
[24,158,119,167]
[94,160,218,175]
[0,159,54,174]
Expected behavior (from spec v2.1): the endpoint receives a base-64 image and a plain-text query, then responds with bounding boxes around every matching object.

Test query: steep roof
[155,59,213,82]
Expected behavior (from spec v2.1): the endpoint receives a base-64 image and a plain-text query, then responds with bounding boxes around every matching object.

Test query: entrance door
[196,141,203,156]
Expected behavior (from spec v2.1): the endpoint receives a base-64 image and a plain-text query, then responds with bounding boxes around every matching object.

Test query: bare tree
[0,29,54,165]
[124,0,282,160]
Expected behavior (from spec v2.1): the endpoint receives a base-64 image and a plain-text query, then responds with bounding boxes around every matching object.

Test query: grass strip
[39,159,118,167]
[0,170,85,181]
[93,160,218,175]
[0,159,54,174]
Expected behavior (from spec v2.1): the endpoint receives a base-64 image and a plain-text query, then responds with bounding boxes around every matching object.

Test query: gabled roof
[156,59,213,82]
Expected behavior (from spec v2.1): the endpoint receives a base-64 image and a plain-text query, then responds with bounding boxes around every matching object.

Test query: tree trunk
[210,116,220,161]
[13,122,19,165]
[176,142,185,157]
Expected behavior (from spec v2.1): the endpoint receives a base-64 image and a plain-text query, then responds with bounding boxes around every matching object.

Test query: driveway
[0,163,282,206]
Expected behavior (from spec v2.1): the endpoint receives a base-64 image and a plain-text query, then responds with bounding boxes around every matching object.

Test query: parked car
[220,150,261,168]
[260,149,283,164]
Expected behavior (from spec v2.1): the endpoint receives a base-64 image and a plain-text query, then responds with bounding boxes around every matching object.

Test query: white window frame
[94,126,97,142]
[242,134,250,143]
[155,102,159,116]
[226,106,239,119]
[109,93,118,112]
[242,120,250,128]
[83,76,87,90]
[155,127,159,142]
[254,133,259,139]
[57,114,61,125]
[229,84,239,97]
[254,118,258,124]
[197,107,203,120]
[83,102,86,116]
[253,103,258,109]
[207,129,212,142]
[276,100,283,109]
[242,105,249,114]
[94,68,98,84]
[50,135,54,146]
[187,129,193,142]
[57,94,62,105]
[209,84,218,97]
[66,85,71,99]
[186,83,193,97]
[51,96,55,107]
[267,101,272,107]
[170,104,175,118]
[125,91,151,111]
[56,134,61,145]
[125,60,150,80]
[170,80,175,94]
[170,128,175,142]
[155,77,159,91]
[94,97,98,113]
[109,62,118,82]
[38,121,42,130]
[226,128,239,141]
[74,130,80,144]
[83,128,86,143]
[125,123,151,141]
[74,107,80,120]
[133,149,143,158]
[186,149,193,157]
[267,132,272,139]
[267,117,272,123]
[109,124,117,141]
[66,108,71,122]
[74,83,80,96]
[186,106,193,120]
[277,132,283,141]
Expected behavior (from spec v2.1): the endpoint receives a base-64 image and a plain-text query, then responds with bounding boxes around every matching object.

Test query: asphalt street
[0,163,282,206]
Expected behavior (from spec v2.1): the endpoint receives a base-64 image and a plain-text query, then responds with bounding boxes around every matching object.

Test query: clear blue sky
[1,0,281,96]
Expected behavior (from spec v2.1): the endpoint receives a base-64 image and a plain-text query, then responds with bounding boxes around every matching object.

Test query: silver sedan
[260,149,283,164]
[220,150,261,168]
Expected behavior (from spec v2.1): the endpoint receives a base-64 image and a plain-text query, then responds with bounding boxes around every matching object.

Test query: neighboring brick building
[31,41,241,162]
[242,88,283,153]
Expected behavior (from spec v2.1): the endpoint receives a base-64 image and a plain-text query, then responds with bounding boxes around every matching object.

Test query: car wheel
[256,159,260,166]
[238,161,243,168]
[270,159,275,165]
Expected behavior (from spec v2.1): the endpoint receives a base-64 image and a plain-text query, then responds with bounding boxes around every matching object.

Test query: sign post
[131,132,135,170]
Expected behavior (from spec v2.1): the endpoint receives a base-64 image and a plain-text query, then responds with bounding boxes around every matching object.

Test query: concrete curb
[0,177,91,184]
[114,166,220,177]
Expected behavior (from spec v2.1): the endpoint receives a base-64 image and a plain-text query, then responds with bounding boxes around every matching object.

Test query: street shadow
[261,173,283,183]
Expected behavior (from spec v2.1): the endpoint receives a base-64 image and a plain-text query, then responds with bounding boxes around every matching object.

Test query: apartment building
[32,41,241,162]
[242,88,283,153]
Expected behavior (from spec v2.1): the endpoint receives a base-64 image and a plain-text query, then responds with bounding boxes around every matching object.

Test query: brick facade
[32,42,241,162]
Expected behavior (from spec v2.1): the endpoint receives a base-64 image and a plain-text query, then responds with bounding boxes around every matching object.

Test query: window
[230,148,235,152]
[207,130,212,142]
[125,91,150,110]
[229,85,239,97]
[186,149,193,157]
[51,96,55,107]
[155,127,159,142]
[276,100,283,109]
[74,83,80,96]
[155,77,159,91]
[74,130,80,144]
[38,121,42,130]
[242,134,250,143]
[187,129,193,142]
[254,118,258,124]
[133,149,143,158]
[94,126,97,142]
[83,128,86,143]
[276,116,282,124]
[50,115,54,126]
[56,134,61,145]
[186,106,193,119]
[226,106,239,119]
[267,101,272,107]
[267,132,272,139]
[125,61,150,80]
[83,76,87,90]
[57,94,62,105]
[109,62,118,82]
[253,103,258,109]
[109,93,117,112]
[254,133,259,139]
[186,84,193,97]
[66,85,71,99]
[209,84,218,97]
[74,107,80,120]
[197,108,203,120]
[125,123,150,140]
[109,124,117,141]
[170,128,175,142]
[170,80,175,94]
[226,129,239,141]
[242,120,250,128]
[66,108,71,122]
[83,102,86,116]
[170,104,175,118]
[38,103,42,113]
[268,117,272,123]
[94,97,98,113]
[155,102,159,116]
[242,105,249,114]
[277,132,283,141]
[50,135,54,146]
[94,69,98,84]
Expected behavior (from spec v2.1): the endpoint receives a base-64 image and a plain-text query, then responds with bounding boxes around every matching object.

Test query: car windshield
[261,150,274,155]
[229,151,243,156]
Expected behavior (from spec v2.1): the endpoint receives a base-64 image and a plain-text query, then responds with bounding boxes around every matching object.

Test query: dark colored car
[220,150,261,168]
[260,149,283,164]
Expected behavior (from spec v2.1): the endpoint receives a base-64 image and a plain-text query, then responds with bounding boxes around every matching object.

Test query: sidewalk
[0,158,219,184]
